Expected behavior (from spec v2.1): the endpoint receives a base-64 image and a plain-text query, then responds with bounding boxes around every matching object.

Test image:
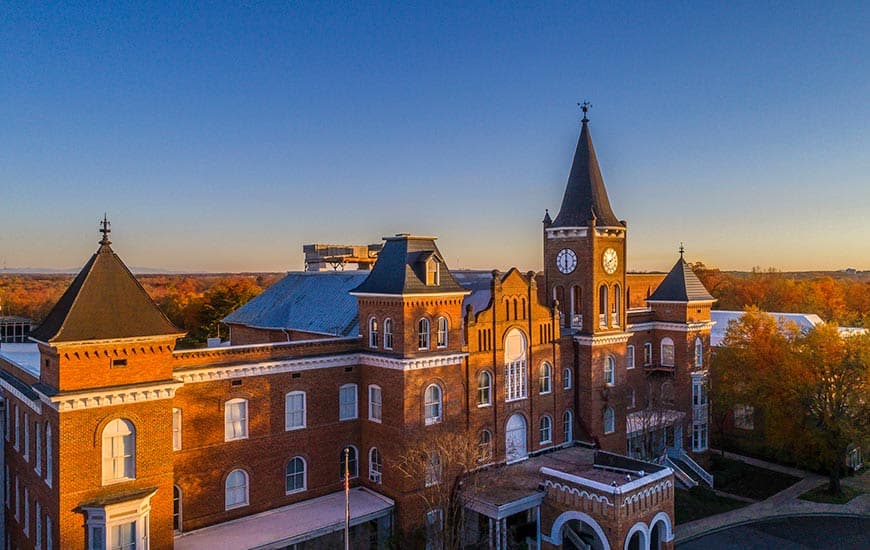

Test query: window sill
[102,476,135,486]
[540,391,552,396]
[476,403,492,408]
[285,425,306,432]
[225,502,249,511]
[285,488,306,495]
[225,435,249,442]
[339,417,358,422]
[369,418,382,424]
[425,418,442,426]
[505,397,528,403]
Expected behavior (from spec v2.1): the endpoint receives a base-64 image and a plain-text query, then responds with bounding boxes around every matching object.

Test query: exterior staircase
[665,448,714,489]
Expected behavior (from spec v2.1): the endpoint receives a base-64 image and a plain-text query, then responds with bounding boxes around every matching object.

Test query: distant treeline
[1,267,867,348]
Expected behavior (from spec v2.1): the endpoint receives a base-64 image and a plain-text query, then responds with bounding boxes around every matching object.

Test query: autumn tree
[713,308,869,494]
[395,423,493,549]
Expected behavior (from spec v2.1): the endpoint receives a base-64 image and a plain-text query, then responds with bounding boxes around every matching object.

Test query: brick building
[0,115,714,549]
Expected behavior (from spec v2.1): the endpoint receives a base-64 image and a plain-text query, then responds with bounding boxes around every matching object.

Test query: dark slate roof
[551,120,621,228]
[30,244,183,343]
[223,271,370,337]
[351,235,468,295]
[647,257,715,302]
[453,271,495,314]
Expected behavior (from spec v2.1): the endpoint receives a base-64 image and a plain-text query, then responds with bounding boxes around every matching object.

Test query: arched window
[563,410,573,443]
[339,384,358,420]
[286,457,306,493]
[424,384,443,425]
[285,391,306,430]
[368,317,379,348]
[225,469,249,509]
[603,407,615,434]
[418,318,430,350]
[604,356,615,386]
[539,416,552,444]
[612,284,621,326]
[102,419,135,484]
[661,337,675,367]
[504,329,528,401]
[478,430,493,463]
[563,367,572,390]
[369,448,382,483]
[436,317,448,348]
[173,486,182,532]
[599,285,609,327]
[383,318,393,350]
[477,371,492,406]
[695,337,704,367]
[539,362,552,394]
[224,398,248,441]
[553,286,565,326]
[340,446,358,479]
[172,408,182,450]
[571,285,582,315]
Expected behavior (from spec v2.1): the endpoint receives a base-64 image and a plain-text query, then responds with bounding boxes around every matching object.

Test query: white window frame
[539,362,552,394]
[45,423,52,487]
[339,384,358,421]
[603,407,615,434]
[692,379,708,407]
[13,405,19,451]
[563,410,573,443]
[225,469,249,510]
[692,422,708,452]
[539,415,552,444]
[418,318,430,350]
[436,316,448,348]
[102,419,136,485]
[505,329,528,401]
[285,391,306,431]
[24,486,29,537]
[23,412,30,462]
[368,447,382,484]
[563,367,572,390]
[604,356,615,386]
[661,337,675,367]
[368,317,378,349]
[173,486,182,534]
[36,501,42,549]
[368,385,383,423]
[477,371,492,406]
[224,399,249,441]
[46,515,53,550]
[629,387,636,409]
[35,420,42,475]
[172,409,182,451]
[626,345,635,369]
[424,384,443,425]
[285,456,307,494]
[643,342,653,366]
[83,492,153,550]
[383,318,393,350]
[695,337,704,366]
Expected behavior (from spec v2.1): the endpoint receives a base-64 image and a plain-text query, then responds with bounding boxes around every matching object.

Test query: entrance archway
[505,413,527,462]
[549,511,610,550]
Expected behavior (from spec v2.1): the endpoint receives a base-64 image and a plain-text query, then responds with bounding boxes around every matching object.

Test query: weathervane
[679,242,685,259]
[578,100,592,123]
[99,213,112,246]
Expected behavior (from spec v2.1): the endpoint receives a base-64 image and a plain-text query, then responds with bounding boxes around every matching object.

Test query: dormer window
[426,257,441,286]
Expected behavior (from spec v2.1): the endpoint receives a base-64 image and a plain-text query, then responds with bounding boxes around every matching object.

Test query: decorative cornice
[626,321,715,333]
[541,465,673,497]
[349,291,470,299]
[573,332,633,346]
[40,334,185,348]
[545,227,588,239]
[621,479,673,507]
[175,354,360,383]
[542,479,613,507]
[43,381,183,412]
[0,379,42,414]
[358,353,468,371]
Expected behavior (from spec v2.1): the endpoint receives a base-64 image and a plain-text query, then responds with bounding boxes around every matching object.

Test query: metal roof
[647,257,715,302]
[351,235,467,295]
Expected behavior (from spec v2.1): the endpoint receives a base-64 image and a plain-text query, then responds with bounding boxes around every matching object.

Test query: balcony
[644,363,675,373]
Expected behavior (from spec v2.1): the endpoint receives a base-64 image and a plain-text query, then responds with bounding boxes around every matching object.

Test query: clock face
[556,249,577,274]
[602,248,618,274]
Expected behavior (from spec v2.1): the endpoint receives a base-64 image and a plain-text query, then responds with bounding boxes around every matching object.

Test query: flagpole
[344,447,350,550]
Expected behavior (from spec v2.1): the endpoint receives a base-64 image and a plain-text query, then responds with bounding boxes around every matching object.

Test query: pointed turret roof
[551,118,620,228]
[647,254,715,303]
[30,224,183,344]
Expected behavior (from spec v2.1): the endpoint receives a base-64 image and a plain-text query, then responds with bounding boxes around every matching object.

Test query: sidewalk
[676,451,870,543]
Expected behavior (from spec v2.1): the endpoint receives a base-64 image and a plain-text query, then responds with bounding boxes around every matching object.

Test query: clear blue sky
[2,2,868,273]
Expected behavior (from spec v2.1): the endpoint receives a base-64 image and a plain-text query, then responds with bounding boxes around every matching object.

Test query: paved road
[678,516,870,549]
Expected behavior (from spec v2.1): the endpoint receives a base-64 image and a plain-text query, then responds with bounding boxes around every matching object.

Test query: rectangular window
[172,408,182,451]
[368,386,382,422]
[14,405,19,451]
[224,400,248,441]
[505,360,528,401]
[339,384,358,421]
[35,423,42,474]
[23,413,30,462]
[643,343,653,366]
[661,342,675,367]
[110,522,136,550]
[285,392,306,430]
[626,345,635,369]
[111,359,128,368]
[35,502,42,550]
[692,422,708,452]
[692,380,708,406]
[24,487,29,536]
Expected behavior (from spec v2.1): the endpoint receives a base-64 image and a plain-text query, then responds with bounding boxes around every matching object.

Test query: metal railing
[678,449,714,487]
[664,456,697,489]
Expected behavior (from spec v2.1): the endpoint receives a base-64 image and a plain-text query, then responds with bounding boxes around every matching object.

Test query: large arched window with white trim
[477,371,492,406]
[424,384,443,425]
[539,362,552,394]
[604,356,615,386]
[563,410,573,443]
[286,457,306,494]
[418,318,431,350]
[225,469,249,509]
[563,367,572,390]
[436,316,449,348]
[539,415,552,444]
[661,337,675,367]
[102,419,135,484]
[369,447,382,483]
[504,329,528,401]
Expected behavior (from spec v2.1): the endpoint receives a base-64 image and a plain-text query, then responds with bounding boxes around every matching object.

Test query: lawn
[798,483,864,504]
[709,454,800,500]
[674,487,748,524]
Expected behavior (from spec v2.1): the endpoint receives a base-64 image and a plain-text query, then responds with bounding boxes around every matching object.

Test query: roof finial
[99,213,112,246]
[579,100,591,123]
[679,242,685,259]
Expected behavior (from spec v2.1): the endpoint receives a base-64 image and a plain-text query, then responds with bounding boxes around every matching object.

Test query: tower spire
[99,214,112,246]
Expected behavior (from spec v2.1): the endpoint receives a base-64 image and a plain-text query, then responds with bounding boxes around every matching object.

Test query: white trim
[645,299,716,305]
[37,333,185,347]
[176,354,358,383]
[547,510,611,549]
[545,227,588,238]
[624,522,650,550]
[627,320,716,332]
[358,352,468,371]
[540,465,673,495]
[574,332,633,346]
[349,291,470,298]
[0,378,42,413]
[649,511,675,542]
[44,381,182,412]
[173,335,359,357]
